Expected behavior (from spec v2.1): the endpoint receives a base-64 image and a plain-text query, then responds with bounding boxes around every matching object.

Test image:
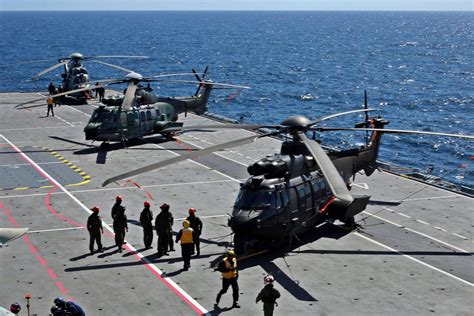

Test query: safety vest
[222,257,238,279]
[180,227,194,244]
[47,98,54,105]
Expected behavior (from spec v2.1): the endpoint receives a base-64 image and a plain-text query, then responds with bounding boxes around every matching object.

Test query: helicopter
[101,102,474,254]
[48,68,250,149]
[30,52,147,104]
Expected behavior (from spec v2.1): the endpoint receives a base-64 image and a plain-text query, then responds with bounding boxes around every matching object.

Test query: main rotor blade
[299,132,353,207]
[311,108,377,126]
[314,127,474,140]
[102,134,265,186]
[31,61,67,80]
[121,81,137,111]
[89,60,136,73]
[50,85,104,98]
[152,72,205,79]
[87,55,149,59]
[161,123,264,133]
[151,79,251,89]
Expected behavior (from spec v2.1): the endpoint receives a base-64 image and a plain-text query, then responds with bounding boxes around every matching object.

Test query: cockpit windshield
[235,189,276,209]
[90,109,116,123]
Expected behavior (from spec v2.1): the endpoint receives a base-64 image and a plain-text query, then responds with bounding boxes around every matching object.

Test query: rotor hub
[69,53,84,59]
[125,72,144,81]
[280,115,312,129]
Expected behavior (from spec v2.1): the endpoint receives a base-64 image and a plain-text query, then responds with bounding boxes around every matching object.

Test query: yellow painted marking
[14,187,30,191]
[83,175,91,180]
[66,179,91,187]
[39,185,54,189]
[50,151,57,155]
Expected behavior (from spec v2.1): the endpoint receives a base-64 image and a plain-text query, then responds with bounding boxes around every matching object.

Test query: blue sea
[0,11,472,188]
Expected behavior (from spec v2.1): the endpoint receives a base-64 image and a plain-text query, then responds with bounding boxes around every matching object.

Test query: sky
[0,0,472,11]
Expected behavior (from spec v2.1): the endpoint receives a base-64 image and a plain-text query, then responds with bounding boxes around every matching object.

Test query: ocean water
[0,11,472,188]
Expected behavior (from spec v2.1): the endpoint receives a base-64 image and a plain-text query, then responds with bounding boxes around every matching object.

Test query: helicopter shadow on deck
[49,135,191,164]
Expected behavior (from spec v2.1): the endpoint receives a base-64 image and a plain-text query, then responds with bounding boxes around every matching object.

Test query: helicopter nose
[229,209,260,231]
[84,125,99,140]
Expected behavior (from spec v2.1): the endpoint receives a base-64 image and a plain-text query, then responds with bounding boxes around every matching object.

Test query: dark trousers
[114,228,126,247]
[157,233,168,255]
[217,277,239,303]
[181,243,193,269]
[263,303,275,316]
[168,231,174,251]
[193,235,200,255]
[47,104,54,116]
[143,226,153,248]
[89,231,102,252]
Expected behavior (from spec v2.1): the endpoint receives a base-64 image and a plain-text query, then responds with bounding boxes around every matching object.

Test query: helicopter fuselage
[229,117,388,254]
[84,85,211,142]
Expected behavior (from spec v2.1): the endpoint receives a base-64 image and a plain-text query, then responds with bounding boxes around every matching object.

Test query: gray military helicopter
[102,100,473,254]
[50,68,249,149]
[30,52,147,104]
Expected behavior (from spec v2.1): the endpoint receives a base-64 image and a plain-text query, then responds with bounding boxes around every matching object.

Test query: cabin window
[155,109,160,117]
[319,179,327,196]
[146,110,153,120]
[127,113,134,126]
[278,189,290,207]
[312,181,321,200]
[140,111,146,121]
[304,182,313,210]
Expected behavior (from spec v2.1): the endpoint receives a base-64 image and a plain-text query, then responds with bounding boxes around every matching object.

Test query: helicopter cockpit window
[90,110,114,123]
[235,189,276,209]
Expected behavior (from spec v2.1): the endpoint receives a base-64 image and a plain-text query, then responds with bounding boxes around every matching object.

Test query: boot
[215,293,222,305]
[232,301,240,308]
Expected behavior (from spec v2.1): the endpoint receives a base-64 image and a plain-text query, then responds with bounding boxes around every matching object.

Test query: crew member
[256,275,281,316]
[215,249,240,308]
[46,97,54,117]
[113,205,128,253]
[186,208,202,256]
[154,203,173,257]
[52,297,85,316]
[175,220,196,270]
[87,206,104,254]
[140,201,154,249]
[48,82,56,95]
[111,195,124,220]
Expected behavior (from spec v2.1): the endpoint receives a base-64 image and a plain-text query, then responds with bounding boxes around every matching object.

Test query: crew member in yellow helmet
[175,220,196,270]
[215,249,240,308]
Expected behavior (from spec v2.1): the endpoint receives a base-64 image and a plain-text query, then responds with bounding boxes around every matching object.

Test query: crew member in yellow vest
[175,220,196,270]
[215,249,240,308]
[46,97,54,117]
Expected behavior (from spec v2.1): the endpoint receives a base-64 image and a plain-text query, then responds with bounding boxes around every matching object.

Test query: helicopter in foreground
[50,68,249,149]
[30,52,147,103]
[102,102,473,254]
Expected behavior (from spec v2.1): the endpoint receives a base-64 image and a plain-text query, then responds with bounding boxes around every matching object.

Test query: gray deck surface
[0,92,472,316]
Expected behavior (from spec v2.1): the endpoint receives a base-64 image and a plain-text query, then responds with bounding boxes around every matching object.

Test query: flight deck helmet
[10,303,21,314]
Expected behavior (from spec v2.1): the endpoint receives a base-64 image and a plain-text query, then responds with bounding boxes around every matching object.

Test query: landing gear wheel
[162,132,174,141]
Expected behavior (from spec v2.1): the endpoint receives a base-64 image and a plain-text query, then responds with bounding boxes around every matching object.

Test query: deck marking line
[1,202,70,297]
[415,219,430,225]
[355,232,473,287]
[1,134,208,315]
[28,227,85,233]
[365,212,470,253]
[398,212,411,218]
